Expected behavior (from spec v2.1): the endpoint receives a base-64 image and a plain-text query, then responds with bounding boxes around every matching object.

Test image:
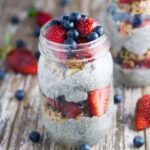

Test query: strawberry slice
[135,95,150,131]
[48,98,82,119]
[6,48,37,75]
[88,86,110,117]
[36,11,52,27]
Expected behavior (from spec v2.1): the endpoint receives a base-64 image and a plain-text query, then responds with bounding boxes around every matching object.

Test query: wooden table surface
[0,0,150,150]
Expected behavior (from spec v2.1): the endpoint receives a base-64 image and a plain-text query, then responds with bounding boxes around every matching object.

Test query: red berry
[77,37,87,44]
[75,18,96,37]
[143,59,150,68]
[6,48,37,75]
[45,25,67,43]
[119,0,136,4]
[36,11,52,27]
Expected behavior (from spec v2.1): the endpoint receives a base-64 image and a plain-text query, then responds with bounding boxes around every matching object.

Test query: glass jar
[106,1,150,86]
[38,22,114,147]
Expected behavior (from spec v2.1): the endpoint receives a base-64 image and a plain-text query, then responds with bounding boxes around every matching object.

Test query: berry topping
[29,131,41,143]
[15,39,26,48]
[45,25,67,43]
[81,14,88,19]
[10,15,20,25]
[33,26,41,37]
[77,37,87,44]
[135,95,150,131]
[75,18,96,37]
[80,144,91,150]
[132,15,143,28]
[64,39,77,49]
[48,97,82,119]
[6,48,37,74]
[67,29,79,40]
[61,16,74,29]
[114,94,122,104]
[133,136,144,148]
[70,12,81,21]
[87,32,99,42]
[0,70,6,80]
[93,26,104,36]
[36,11,52,27]
[15,90,25,101]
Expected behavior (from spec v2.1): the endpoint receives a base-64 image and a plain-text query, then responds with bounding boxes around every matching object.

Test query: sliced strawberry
[88,86,110,117]
[36,11,52,27]
[45,25,67,43]
[6,48,37,75]
[75,18,96,37]
[135,95,150,131]
[48,98,82,119]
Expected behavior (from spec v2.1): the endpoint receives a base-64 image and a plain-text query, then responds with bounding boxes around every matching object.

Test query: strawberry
[45,25,67,43]
[135,95,150,131]
[48,97,82,119]
[88,86,110,117]
[36,11,52,27]
[6,48,37,75]
[75,18,96,37]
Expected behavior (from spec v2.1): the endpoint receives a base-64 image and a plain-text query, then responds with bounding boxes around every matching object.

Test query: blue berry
[57,95,65,102]
[87,32,99,42]
[29,131,40,143]
[0,70,6,80]
[10,15,20,24]
[15,90,25,101]
[81,14,87,19]
[67,29,79,40]
[61,16,74,29]
[107,5,116,15]
[64,39,77,49]
[93,26,104,36]
[80,144,91,150]
[59,0,69,7]
[133,136,144,148]
[47,20,60,27]
[15,39,26,48]
[33,27,40,37]
[132,15,143,28]
[70,12,81,21]
[35,50,41,60]
[114,94,122,104]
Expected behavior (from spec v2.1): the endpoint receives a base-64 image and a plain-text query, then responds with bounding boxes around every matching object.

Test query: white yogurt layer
[106,15,150,55]
[114,63,150,86]
[38,52,113,102]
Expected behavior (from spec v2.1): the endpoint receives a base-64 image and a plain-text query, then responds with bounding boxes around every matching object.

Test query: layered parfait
[38,12,113,146]
[107,0,150,86]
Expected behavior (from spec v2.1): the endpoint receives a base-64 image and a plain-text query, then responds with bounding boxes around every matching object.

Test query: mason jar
[38,21,114,147]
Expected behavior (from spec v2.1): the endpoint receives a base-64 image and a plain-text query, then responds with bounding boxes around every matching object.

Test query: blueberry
[29,131,41,143]
[47,19,60,27]
[10,15,20,24]
[59,0,69,7]
[61,15,70,22]
[61,16,74,29]
[64,39,77,49]
[15,90,25,101]
[67,29,79,40]
[87,32,99,42]
[107,5,116,15]
[0,70,6,80]
[35,49,41,60]
[114,94,122,104]
[70,12,81,21]
[80,144,91,150]
[132,15,143,28]
[133,136,144,148]
[33,26,40,37]
[93,26,104,36]
[57,95,65,102]
[81,14,87,19]
[15,39,26,48]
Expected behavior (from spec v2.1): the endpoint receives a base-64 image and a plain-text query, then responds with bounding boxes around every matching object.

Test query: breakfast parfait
[38,12,113,146]
[106,0,150,86]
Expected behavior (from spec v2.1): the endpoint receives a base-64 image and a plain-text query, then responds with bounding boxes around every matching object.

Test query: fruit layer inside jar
[114,48,150,69]
[42,86,110,120]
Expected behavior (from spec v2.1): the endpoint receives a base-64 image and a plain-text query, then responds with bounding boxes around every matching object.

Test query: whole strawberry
[45,25,67,43]
[135,95,150,131]
[75,18,96,37]
[6,48,37,75]
[36,11,52,27]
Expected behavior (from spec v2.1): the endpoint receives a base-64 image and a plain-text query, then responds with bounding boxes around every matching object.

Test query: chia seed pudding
[38,12,114,146]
